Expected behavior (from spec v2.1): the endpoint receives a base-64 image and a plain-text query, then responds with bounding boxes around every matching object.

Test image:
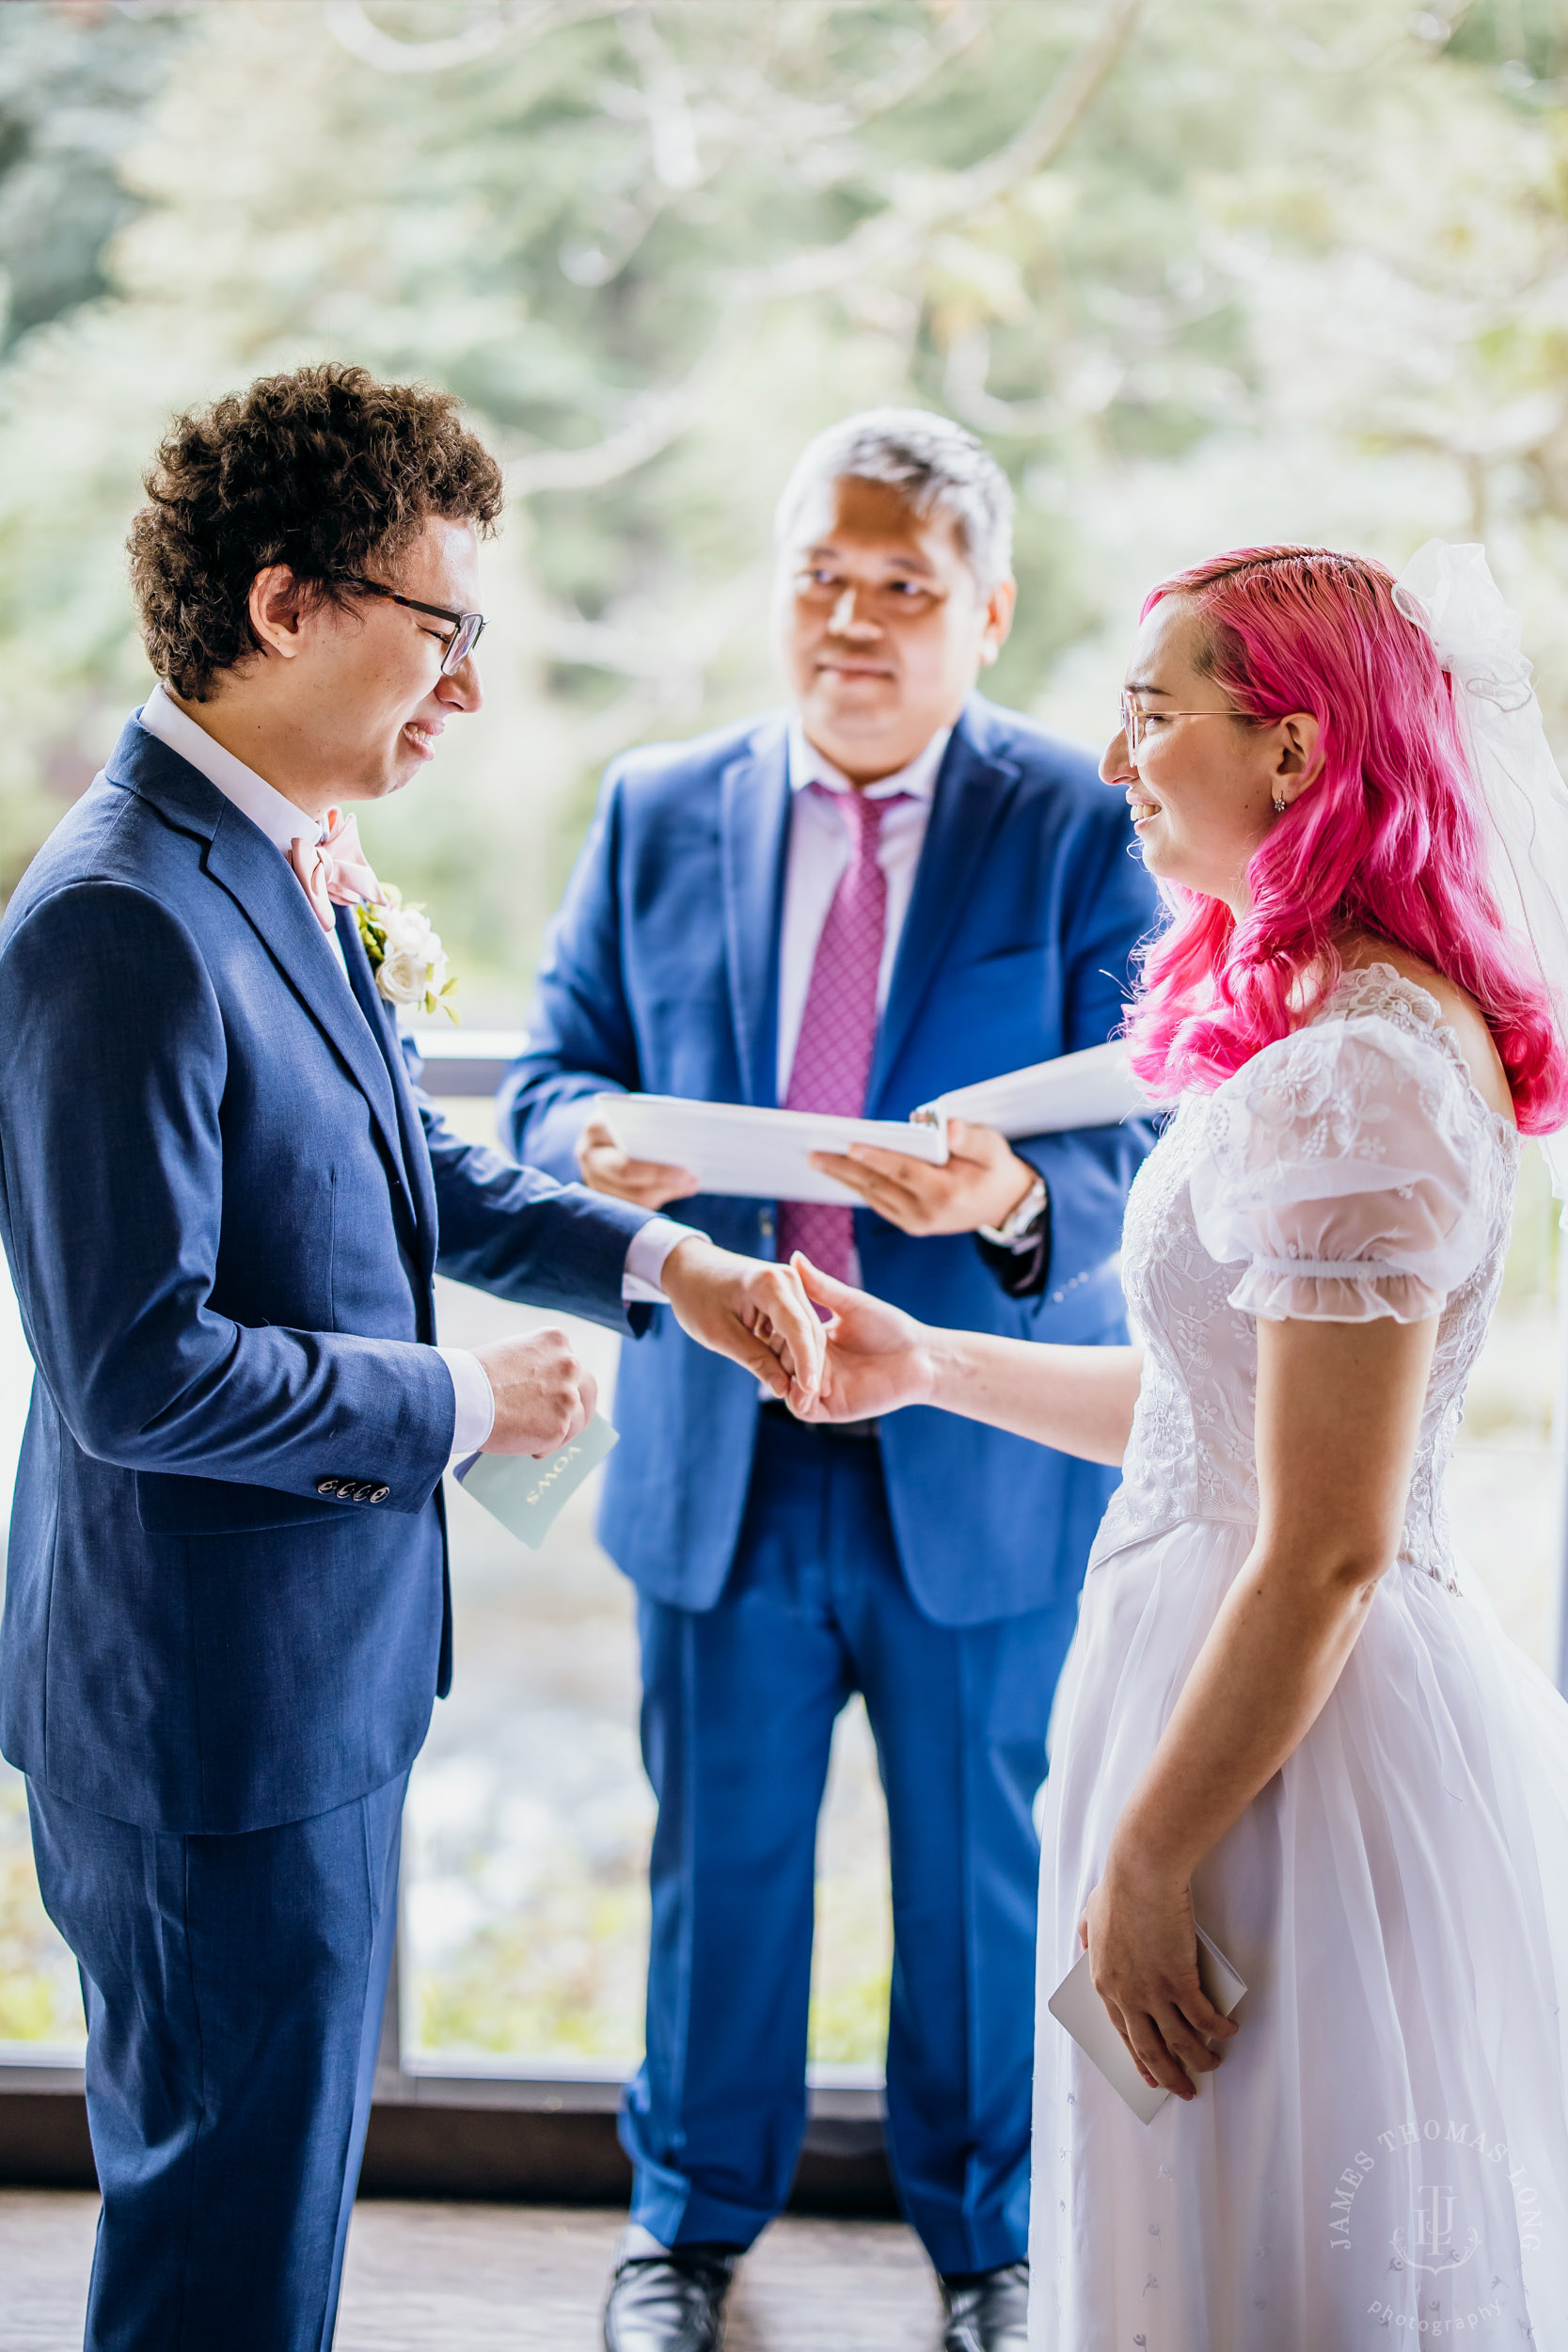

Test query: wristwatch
[977,1170,1049,1250]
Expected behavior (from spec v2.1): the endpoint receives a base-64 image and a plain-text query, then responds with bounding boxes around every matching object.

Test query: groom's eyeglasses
[344,577,486,675]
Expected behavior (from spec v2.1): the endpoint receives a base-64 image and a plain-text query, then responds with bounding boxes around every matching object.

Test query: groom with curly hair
[0,362,821,2352]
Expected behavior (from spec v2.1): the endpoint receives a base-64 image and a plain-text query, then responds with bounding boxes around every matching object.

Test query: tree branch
[503,0,1146,498]
[727,0,1148,304]
[619,6,703,191]
[323,0,620,74]
[942,324,1123,439]
[503,310,750,495]
[778,0,991,148]
[559,7,990,289]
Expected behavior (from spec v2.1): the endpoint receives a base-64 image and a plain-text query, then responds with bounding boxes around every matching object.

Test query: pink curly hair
[1125,544,1568,1134]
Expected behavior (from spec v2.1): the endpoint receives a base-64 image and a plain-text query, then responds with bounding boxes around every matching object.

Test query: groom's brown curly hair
[127,362,505,702]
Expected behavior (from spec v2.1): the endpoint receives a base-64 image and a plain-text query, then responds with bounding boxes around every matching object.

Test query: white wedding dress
[1030,965,1568,2350]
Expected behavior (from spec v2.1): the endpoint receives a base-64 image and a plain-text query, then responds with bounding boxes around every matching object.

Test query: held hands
[784,1253,938,1423]
[576,1115,825,1395]
[808,1119,1037,1238]
[660,1235,826,1407]
[467,1243,825,1456]
[576,1114,698,1211]
[472,1327,597,1458]
[1078,1850,1239,2103]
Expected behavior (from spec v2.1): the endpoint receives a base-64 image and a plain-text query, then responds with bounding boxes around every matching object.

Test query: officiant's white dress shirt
[137,684,692,1460]
[777,718,948,1099]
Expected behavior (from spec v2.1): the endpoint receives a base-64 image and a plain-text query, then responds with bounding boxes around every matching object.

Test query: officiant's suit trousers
[623,1411,1077,2271]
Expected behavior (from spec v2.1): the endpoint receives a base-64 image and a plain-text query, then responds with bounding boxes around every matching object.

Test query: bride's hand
[784,1253,937,1422]
[1079,1851,1238,2101]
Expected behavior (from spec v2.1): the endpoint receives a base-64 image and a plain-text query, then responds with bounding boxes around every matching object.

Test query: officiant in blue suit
[504,411,1159,2352]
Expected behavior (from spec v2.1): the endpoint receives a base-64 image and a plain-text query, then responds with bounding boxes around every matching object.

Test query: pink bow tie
[288,809,388,935]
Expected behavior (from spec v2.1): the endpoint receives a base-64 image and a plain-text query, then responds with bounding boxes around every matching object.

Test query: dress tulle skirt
[1029,1518,1568,2351]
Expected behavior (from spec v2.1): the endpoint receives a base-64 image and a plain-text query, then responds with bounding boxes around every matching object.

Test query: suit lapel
[866,703,1022,1113]
[202,810,420,1228]
[719,720,792,1109]
[113,723,420,1233]
[337,906,439,1279]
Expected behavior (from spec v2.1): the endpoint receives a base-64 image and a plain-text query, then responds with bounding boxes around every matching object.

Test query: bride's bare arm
[1082,1309,1438,2102]
[921,1327,1143,1465]
[788,1253,1144,1466]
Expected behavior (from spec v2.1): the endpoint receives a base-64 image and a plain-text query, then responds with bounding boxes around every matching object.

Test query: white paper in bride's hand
[1048,1926,1247,2125]
[454,1414,619,1549]
[917,1040,1151,1139]
[594,1093,949,1205]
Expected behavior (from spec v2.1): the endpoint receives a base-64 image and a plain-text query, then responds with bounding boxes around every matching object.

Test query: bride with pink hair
[785,543,1568,2347]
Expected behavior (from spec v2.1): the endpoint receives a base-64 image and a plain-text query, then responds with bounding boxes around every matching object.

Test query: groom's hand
[659,1236,826,1406]
[808,1119,1037,1237]
[472,1327,597,1457]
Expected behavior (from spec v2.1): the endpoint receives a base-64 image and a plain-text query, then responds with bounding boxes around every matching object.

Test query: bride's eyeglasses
[1118,692,1234,753]
[344,576,486,675]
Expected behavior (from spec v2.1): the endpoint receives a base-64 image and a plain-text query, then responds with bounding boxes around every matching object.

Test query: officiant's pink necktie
[777,785,906,1283]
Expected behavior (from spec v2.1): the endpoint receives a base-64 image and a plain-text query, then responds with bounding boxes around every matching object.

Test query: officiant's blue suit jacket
[505,693,1159,1627]
[0,714,650,1836]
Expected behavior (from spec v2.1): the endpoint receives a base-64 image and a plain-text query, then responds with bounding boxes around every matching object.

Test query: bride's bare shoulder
[1340,938,1516,1126]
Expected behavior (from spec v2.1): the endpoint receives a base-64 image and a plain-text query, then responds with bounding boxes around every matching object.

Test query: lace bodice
[1097,965,1521,1587]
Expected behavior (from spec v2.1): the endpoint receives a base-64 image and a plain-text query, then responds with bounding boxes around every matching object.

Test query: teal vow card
[454,1414,620,1549]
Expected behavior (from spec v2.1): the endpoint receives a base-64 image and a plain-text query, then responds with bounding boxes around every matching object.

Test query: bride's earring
[1273,793,1289,815]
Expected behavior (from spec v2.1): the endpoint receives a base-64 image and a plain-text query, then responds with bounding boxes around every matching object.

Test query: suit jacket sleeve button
[317,1477,341,1497]
[370,1485,390,1503]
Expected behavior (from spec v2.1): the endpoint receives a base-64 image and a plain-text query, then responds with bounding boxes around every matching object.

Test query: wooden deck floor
[0,2190,943,2350]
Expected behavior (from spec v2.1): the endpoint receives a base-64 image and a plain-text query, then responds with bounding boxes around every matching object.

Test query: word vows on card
[455,1413,619,1549]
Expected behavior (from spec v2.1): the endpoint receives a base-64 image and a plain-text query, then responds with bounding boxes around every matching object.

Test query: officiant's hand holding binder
[594,1095,950,1207]
[593,1040,1152,1205]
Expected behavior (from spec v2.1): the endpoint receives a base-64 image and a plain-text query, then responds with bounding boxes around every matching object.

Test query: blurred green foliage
[0,2,186,351]
[3,0,1568,1025]
[417,1868,650,2058]
[0,1766,84,2042]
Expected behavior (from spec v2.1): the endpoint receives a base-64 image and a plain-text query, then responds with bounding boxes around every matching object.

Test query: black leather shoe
[939,2260,1029,2352]
[603,2244,739,2352]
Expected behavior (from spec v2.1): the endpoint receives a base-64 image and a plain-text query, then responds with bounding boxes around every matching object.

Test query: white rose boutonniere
[356,887,459,1023]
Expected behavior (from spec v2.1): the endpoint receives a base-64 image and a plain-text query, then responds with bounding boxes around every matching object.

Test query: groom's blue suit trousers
[621,1411,1078,2274]
[26,1771,406,2352]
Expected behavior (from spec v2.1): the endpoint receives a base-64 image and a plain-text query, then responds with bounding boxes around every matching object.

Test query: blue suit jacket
[504,694,1159,1626]
[0,715,652,1836]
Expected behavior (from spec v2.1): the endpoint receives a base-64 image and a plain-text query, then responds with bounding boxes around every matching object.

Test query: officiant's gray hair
[774,408,1014,589]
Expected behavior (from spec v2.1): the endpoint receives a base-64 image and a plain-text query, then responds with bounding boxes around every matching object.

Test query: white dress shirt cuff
[438,1222,700,1470]
[438,1344,496,1468]
[623,1216,702,1304]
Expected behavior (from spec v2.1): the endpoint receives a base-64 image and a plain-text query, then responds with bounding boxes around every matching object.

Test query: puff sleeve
[1188,1017,1494,1323]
